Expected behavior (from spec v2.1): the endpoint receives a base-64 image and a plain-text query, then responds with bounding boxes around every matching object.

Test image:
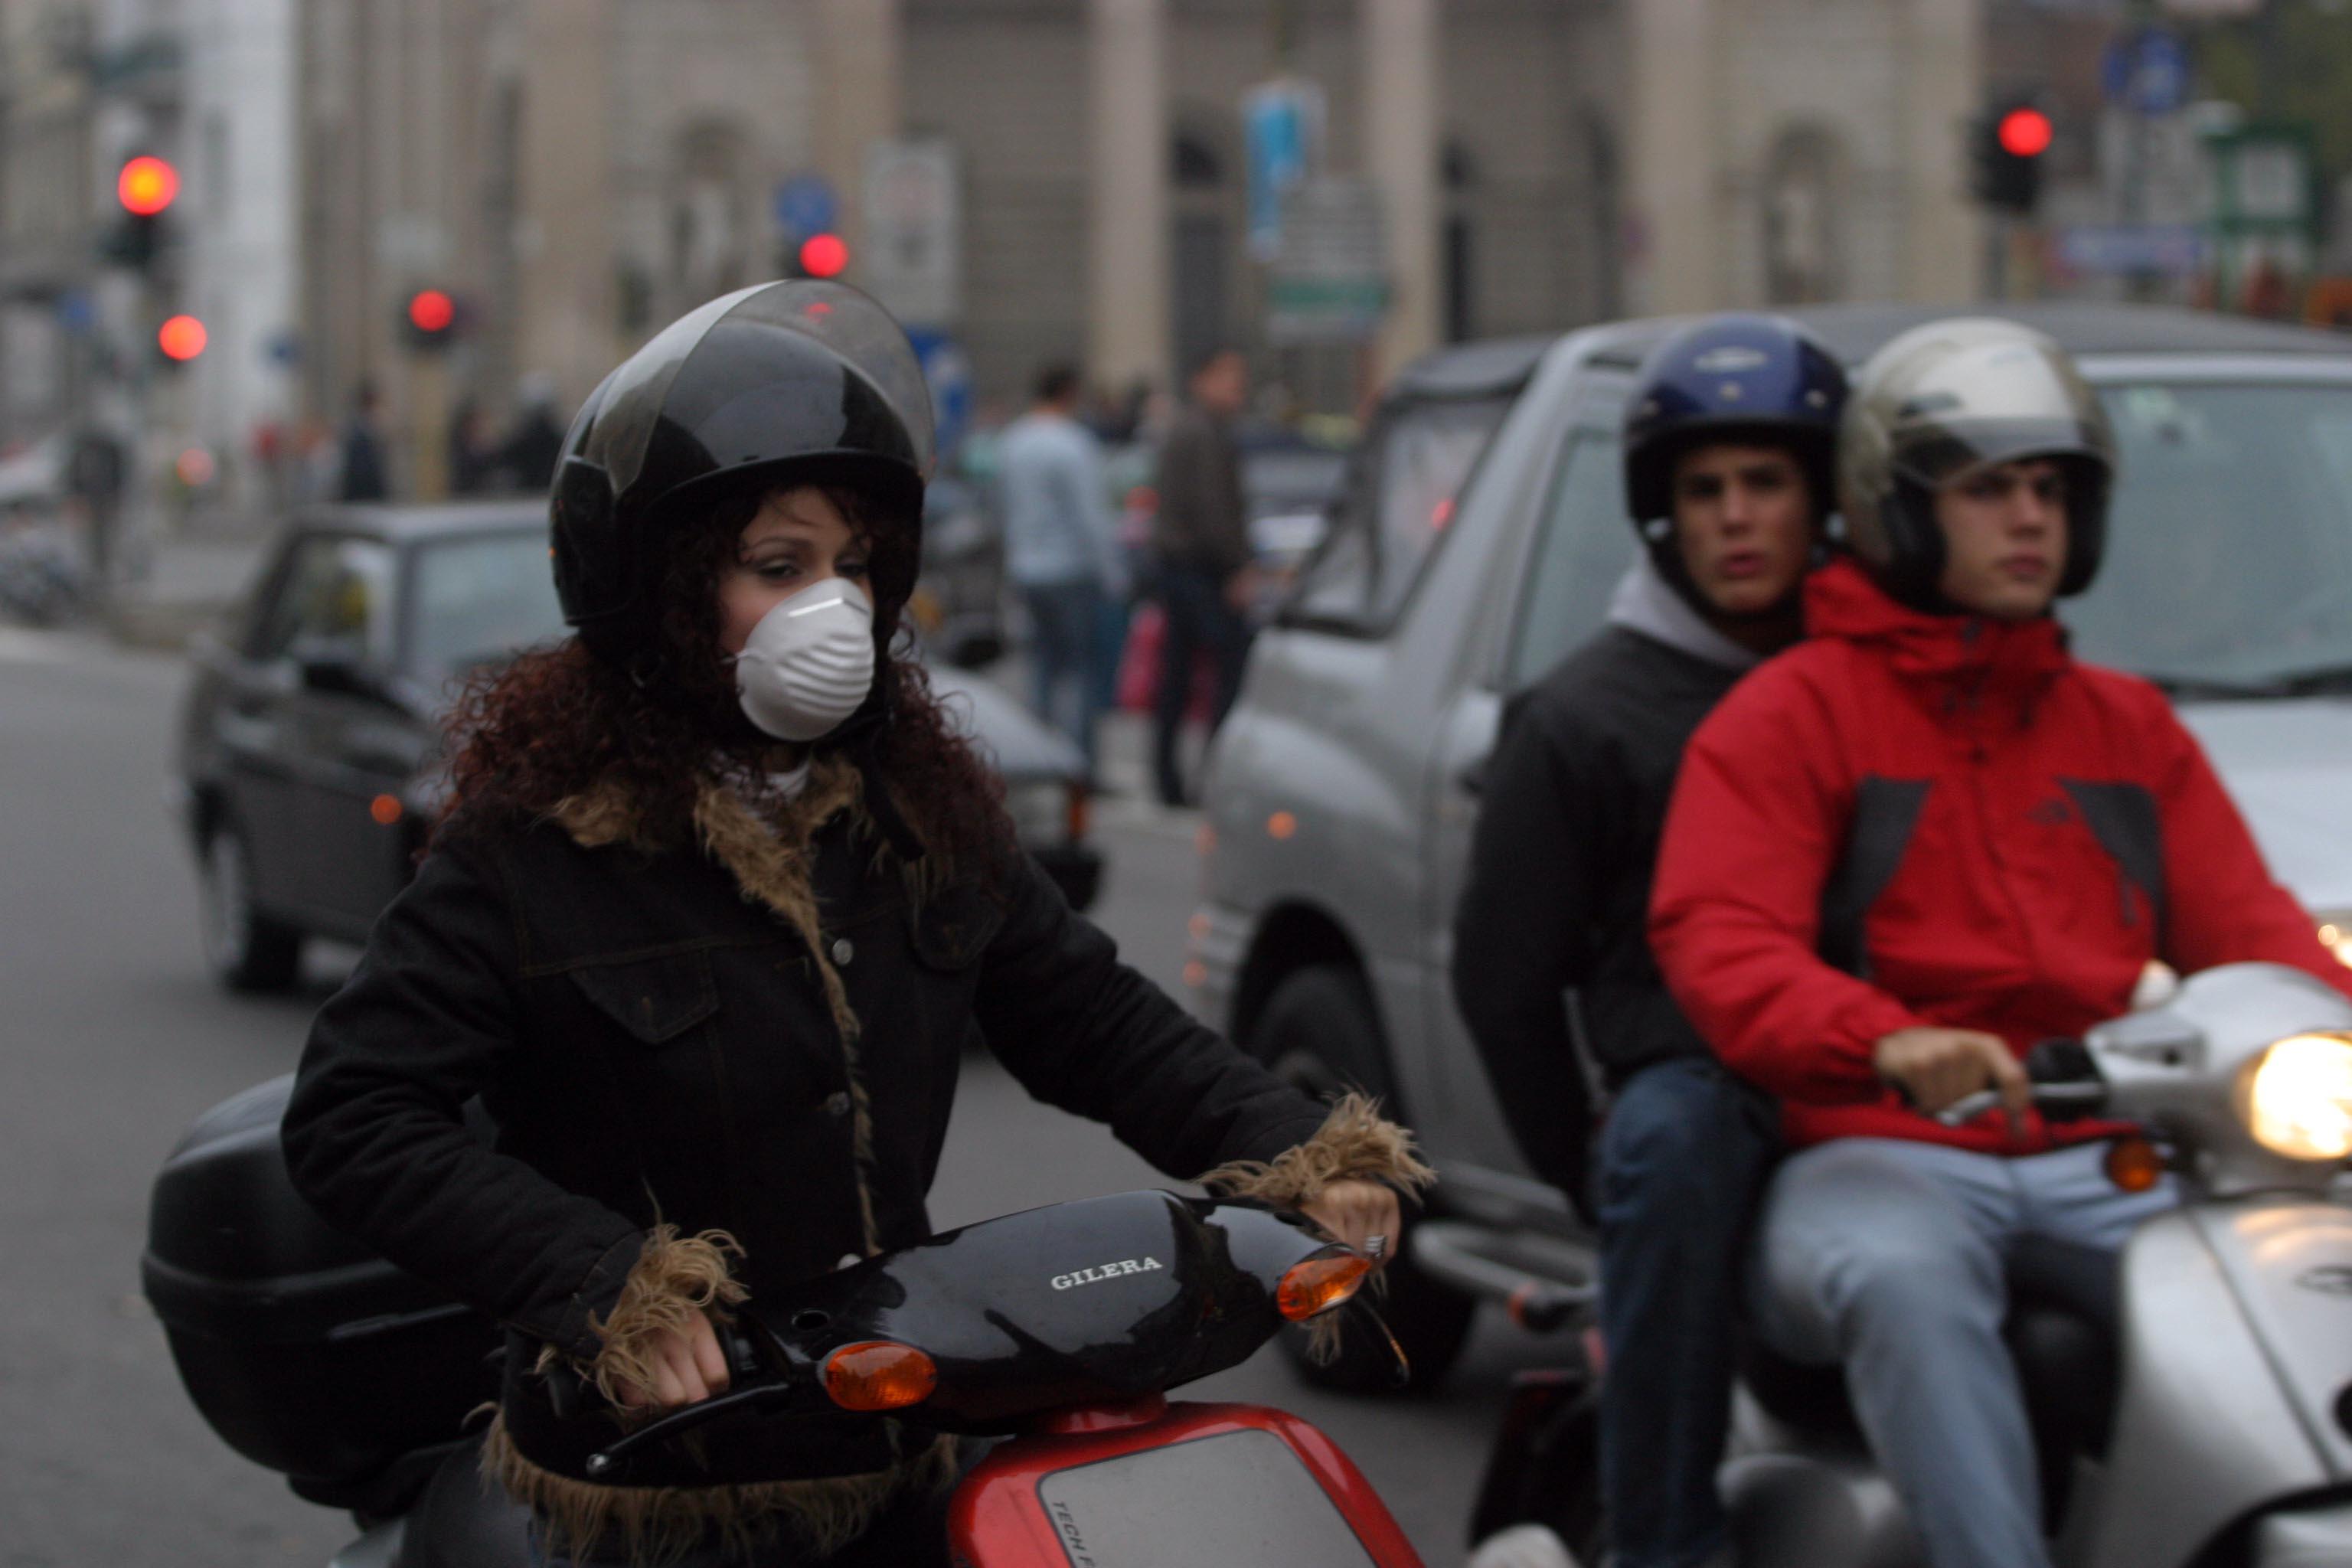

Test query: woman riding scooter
[278,280,1425,1567]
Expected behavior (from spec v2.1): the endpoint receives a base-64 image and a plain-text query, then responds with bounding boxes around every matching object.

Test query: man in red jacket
[1648,318,2352,1568]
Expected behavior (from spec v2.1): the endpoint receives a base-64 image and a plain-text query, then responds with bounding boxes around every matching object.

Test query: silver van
[1188,304,2352,1387]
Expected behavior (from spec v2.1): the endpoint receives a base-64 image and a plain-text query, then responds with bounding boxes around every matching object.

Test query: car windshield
[405,528,568,685]
[2069,381,2352,694]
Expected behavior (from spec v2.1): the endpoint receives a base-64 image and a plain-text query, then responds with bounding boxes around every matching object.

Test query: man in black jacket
[1453,315,1846,1568]
[1148,346,1254,806]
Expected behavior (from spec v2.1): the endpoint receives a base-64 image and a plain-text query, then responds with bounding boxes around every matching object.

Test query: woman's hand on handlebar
[612,1309,732,1410]
[1873,1027,2030,1126]
[1299,1178,1402,1266]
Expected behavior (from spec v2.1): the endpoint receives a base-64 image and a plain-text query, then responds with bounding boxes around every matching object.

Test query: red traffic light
[407,289,456,334]
[799,233,849,279]
[158,315,207,361]
[1998,107,2053,159]
[118,156,180,217]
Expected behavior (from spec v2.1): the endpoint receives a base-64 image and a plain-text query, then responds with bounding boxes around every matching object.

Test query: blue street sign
[773,174,839,239]
[2055,224,2204,277]
[1243,81,1318,260]
[54,290,96,335]
[905,328,972,459]
[2101,28,2190,117]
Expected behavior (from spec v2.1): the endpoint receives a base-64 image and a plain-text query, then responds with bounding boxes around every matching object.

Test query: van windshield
[2070,381,2352,694]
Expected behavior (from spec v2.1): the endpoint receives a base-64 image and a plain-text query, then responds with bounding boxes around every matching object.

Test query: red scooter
[144,1076,1424,1566]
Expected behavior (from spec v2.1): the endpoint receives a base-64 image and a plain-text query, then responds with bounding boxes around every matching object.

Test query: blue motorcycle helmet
[1621,314,1848,603]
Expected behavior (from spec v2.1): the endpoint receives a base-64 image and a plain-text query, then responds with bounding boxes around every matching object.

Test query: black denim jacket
[281,809,1326,1372]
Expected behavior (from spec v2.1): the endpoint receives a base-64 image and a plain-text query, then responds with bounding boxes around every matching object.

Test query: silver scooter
[1440,962,2352,1567]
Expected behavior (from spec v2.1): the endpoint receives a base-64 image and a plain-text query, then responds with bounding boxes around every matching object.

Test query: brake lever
[1932,1080,2109,1129]
[583,1377,806,1478]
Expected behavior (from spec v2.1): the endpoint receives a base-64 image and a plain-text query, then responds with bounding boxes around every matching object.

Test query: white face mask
[734,577,877,743]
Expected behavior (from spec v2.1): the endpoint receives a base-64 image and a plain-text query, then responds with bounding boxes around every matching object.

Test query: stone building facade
[3,0,1991,495]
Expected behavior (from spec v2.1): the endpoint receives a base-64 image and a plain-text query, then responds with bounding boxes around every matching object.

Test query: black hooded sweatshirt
[1449,555,1761,1195]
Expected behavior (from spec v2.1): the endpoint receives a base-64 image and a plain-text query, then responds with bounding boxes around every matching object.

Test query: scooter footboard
[950,1401,1423,1568]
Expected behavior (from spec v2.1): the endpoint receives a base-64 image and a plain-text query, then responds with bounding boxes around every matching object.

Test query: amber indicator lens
[1277,1250,1374,1321]
[2105,1135,2165,1194]
[821,1341,938,1412]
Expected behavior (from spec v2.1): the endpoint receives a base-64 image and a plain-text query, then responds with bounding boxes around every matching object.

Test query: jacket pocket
[909,883,1008,972]
[565,949,720,1045]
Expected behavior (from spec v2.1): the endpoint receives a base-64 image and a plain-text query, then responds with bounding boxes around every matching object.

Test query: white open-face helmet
[1839,318,2115,606]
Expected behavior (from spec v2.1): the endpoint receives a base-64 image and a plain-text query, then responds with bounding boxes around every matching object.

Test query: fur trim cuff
[586,1226,750,1410]
[1194,1092,1435,1210]
[482,1415,960,1567]
[1195,1094,1436,1368]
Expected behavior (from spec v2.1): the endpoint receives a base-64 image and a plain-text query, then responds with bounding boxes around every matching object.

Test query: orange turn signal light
[821,1341,937,1412]
[1277,1251,1374,1322]
[369,793,403,826]
[2105,1135,2165,1194]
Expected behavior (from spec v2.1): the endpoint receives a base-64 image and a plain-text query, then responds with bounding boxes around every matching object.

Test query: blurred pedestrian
[448,397,495,496]
[495,372,565,494]
[1148,346,1253,808]
[337,383,390,502]
[65,426,126,585]
[1000,362,1125,776]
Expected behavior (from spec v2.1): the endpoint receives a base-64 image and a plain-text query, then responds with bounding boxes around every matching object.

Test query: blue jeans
[1750,1138,2177,1568]
[1596,1056,1780,1568]
[1023,578,1109,773]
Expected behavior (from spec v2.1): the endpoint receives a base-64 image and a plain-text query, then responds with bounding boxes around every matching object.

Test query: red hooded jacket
[1648,557,2352,1154]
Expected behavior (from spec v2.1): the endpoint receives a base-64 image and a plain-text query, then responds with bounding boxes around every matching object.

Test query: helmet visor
[1891,413,2113,491]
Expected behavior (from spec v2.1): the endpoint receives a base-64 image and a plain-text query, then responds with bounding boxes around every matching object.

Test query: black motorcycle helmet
[1621,314,1847,606]
[550,279,935,668]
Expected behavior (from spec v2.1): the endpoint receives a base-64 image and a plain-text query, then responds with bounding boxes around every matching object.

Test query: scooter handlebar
[1931,1079,2109,1128]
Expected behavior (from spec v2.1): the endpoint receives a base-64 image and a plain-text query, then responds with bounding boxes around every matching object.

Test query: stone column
[813,0,902,278]
[516,0,614,403]
[1087,0,1170,396]
[1363,0,1438,379]
[1623,0,1718,315]
[1902,0,1981,302]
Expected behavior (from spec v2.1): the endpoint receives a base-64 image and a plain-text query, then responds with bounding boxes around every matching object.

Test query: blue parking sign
[773,175,839,240]
[2102,28,2190,118]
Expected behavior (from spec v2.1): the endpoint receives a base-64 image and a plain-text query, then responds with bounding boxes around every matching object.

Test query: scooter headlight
[2238,1032,2352,1161]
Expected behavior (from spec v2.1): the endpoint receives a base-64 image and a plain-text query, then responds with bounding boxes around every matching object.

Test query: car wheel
[1251,965,1476,1394]
[200,821,303,992]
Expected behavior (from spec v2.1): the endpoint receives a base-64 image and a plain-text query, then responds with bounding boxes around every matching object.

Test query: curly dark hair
[436,480,1010,877]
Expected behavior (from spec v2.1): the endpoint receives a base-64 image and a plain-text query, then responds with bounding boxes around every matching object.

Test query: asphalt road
[0,628,1557,1568]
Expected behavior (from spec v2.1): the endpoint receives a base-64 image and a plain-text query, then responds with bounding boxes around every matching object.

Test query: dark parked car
[175,501,1101,991]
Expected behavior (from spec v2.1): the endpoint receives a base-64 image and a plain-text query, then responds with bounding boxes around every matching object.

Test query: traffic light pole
[409,353,450,503]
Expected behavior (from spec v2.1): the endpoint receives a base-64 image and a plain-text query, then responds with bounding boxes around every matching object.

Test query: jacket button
[825,1090,853,1118]
[830,937,854,966]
